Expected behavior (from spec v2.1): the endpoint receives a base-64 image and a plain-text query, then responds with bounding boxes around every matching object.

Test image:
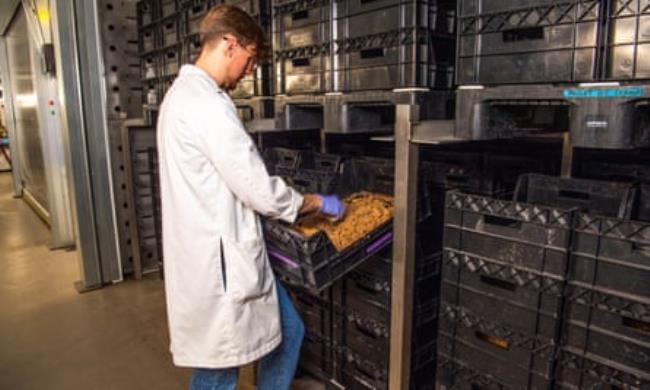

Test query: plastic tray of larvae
[265,191,396,292]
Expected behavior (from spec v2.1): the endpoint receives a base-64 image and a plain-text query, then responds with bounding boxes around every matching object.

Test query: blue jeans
[189,281,305,390]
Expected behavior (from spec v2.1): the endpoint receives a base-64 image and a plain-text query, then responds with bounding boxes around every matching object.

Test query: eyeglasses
[223,35,258,70]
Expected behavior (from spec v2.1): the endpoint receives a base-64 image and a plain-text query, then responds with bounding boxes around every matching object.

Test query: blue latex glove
[317,194,346,221]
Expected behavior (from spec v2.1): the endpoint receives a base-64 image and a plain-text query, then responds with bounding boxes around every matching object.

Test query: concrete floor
[0,173,190,389]
[0,172,323,390]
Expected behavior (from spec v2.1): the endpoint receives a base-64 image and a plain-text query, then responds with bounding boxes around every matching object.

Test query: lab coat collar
[179,64,226,94]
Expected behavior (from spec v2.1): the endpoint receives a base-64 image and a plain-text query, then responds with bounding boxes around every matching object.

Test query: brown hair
[199,5,270,60]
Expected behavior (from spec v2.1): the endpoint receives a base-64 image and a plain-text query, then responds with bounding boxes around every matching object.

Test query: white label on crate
[586,120,608,128]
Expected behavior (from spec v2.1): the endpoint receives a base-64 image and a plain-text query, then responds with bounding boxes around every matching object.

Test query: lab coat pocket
[221,236,274,303]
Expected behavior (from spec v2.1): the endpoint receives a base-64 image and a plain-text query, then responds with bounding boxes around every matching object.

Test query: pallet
[455,83,650,149]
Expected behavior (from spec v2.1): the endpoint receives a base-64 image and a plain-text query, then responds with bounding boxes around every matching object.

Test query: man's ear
[223,38,236,58]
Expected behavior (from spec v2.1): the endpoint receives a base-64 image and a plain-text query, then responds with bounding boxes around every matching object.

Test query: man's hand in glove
[316,194,346,221]
[298,194,346,221]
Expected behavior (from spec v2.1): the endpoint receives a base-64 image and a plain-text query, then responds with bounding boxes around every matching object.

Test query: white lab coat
[157,65,304,368]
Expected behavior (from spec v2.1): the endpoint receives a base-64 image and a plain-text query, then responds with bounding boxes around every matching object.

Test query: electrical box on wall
[41,43,55,75]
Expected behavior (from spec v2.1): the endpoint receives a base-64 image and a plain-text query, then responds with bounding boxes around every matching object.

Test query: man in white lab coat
[156,5,345,390]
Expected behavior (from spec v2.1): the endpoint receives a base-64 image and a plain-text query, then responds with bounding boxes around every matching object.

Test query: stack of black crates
[438,1,650,387]
[438,172,650,389]
[137,0,272,110]
[129,129,163,274]
[454,0,650,149]
[272,0,457,132]
[264,143,562,389]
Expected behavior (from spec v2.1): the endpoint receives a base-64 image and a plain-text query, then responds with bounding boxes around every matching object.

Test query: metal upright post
[390,104,419,389]
[561,132,574,178]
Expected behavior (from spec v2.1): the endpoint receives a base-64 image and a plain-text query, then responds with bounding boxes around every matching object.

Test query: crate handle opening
[292,179,310,187]
[502,27,544,42]
[558,189,590,200]
[632,242,650,256]
[622,317,650,334]
[480,275,517,292]
[292,10,309,20]
[354,320,382,339]
[376,173,394,182]
[360,0,380,4]
[167,51,176,59]
[360,48,384,59]
[446,174,469,183]
[317,160,334,168]
[483,215,521,229]
[475,331,510,350]
[354,360,382,379]
[292,58,310,67]
[353,274,383,293]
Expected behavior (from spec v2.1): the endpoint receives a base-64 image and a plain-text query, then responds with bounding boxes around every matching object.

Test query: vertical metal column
[561,132,574,178]
[51,0,104,289]
[73,0,123,283]
[51,0,124,289]
[390,104,419,389]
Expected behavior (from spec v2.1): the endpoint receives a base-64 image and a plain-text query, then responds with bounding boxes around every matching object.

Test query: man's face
[224,36,258,90]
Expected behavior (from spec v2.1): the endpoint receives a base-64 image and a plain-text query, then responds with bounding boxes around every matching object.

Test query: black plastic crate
[160,45,182,77]
[515,174,638,220]
[571,213,650,301]
[138,0,159,27]
[561,313,650,376]
[139,24,159,54]
[575,149,650,183]
[555,347,650,389]
[272,0,331,50]
[438,302,557,385]
[184,0,212,36]
[603,0,650,81]
[444,190,574,279]
[331,0,457,92]
[300,331,336,381]
[140,52,159,82]
[293,292,333,339]
[441,248,567,341]
[334,0,456,37]
[344,251,441,310]
[160,15,182,48]
[267,221,393,292]
[338,341,437,390]
[230,64,273,98]
[483,153,560,197]
[339,292,439,337]
[273,0,332,94]
[457,0,604,85]
[275,45,332,94]
[264,148,344,177]
[437,356,509,389]
[160,0,182,18]
[437,333,553,389]
[182,33,203,63]
[334,308,438,367]
[265,156,433,292]
[420,150,484,193]
[332,29,456,91]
